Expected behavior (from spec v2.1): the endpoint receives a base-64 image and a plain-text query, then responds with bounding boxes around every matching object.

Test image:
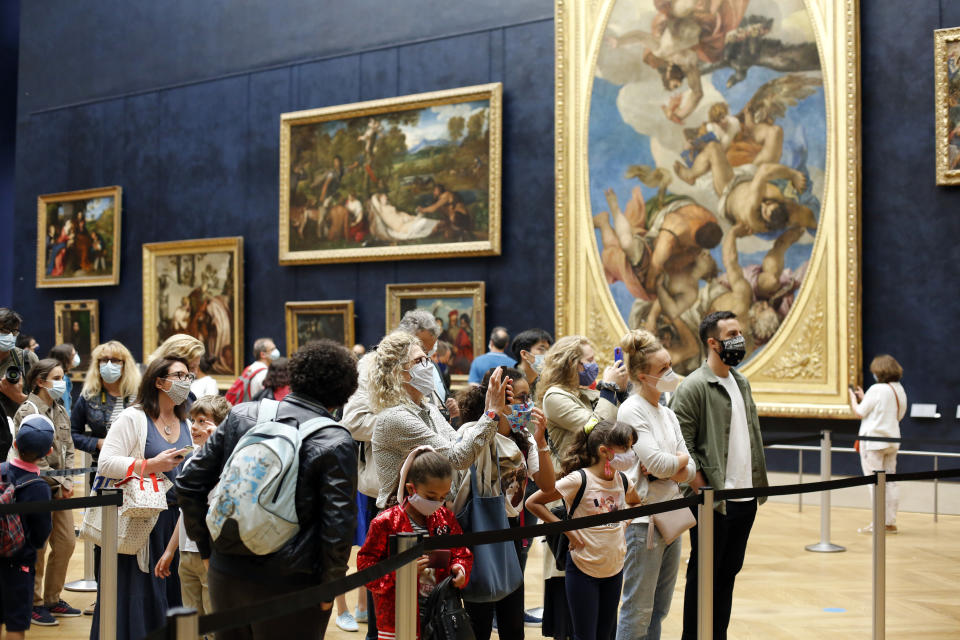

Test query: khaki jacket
[669,360,768,513]
[13,393,75,492]
[542,386,618,472]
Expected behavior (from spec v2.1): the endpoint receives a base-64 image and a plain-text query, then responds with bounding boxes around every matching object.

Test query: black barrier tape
[39,466,98,477]
[144,467,960,638]
[0,489,122,515]
[831,433,960,447]
[762,434,822,447]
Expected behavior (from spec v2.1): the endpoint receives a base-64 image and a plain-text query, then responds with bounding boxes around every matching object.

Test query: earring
[603,455,613,479]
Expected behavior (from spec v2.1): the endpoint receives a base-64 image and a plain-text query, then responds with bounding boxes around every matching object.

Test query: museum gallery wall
[7,1,960,475]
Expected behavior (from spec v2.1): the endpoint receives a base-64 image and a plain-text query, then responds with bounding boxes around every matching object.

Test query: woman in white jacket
[849,354,907,534]
[89,357,193,640]
[616,329,695,640]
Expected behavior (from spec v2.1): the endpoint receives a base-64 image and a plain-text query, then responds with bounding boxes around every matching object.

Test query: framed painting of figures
[555,0,862,417]
[285,300,355,355]
[278,83,502,264]
[36,186,122,287]
[385,282,485,384]
[142,237,244,386]
[935,26,960,185]
[54,300,99,382]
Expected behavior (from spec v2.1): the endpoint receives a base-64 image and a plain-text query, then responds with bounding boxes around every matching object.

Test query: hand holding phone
[174,444,196,458]
[427,549,451,569]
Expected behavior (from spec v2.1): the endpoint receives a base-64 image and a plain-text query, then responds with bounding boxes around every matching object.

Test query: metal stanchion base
[64,580,98,592]
[805,542,846,553]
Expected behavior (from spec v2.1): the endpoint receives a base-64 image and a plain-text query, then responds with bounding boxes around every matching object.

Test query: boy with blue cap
[0,414,54,639]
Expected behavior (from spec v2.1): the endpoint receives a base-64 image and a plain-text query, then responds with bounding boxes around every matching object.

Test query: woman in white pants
[849,354,907,534]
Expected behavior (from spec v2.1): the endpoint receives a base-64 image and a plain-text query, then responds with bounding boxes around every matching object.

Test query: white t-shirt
[717,374,752,500]
[495,431,539,518]
[555,468,631,578]
[247,362,269,399]
[190,375,219,399]
[858,382,906,452]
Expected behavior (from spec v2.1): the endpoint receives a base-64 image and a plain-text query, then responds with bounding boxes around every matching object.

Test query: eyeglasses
[405,356,430,369]
[98,357,124,365]
[166,372,196,383]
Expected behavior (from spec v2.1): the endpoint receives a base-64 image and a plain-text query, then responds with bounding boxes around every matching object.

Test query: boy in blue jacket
[1,414,54,638]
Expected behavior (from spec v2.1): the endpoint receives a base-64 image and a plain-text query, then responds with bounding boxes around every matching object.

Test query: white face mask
[609,450,637,472]
[164,378,192,406]
[269,348,280,361]
[72,353,81,368]
[45,379,67,402]
[0,333,16,351]
[647,369,680,393]
[407,361,436,397]
[408,493,443,517]
[426,343,437,358]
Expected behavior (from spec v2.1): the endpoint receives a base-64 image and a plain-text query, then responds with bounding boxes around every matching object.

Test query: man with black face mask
[669,310,768,640]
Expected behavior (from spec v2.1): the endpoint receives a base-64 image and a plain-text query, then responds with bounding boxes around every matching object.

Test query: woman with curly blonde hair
[370,331,510,509]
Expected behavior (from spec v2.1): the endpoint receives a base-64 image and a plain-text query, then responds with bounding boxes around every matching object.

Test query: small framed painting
[54,300,99,381]
[385,281,485,384]
[284,300,355,354]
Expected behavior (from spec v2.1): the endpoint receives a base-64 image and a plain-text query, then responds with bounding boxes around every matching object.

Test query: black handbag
[421,576,475,640]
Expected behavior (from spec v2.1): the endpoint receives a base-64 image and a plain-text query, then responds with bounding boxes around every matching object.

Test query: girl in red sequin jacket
[358,447,473,640]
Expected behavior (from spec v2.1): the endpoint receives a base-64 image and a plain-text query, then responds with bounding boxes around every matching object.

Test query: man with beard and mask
[669,310,768,640]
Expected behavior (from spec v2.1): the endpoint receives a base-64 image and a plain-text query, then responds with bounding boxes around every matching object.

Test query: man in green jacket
[670,310,768,640]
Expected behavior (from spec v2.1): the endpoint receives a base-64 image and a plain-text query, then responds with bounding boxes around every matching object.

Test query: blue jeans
[564,553,623,640]
[616,523,682,640]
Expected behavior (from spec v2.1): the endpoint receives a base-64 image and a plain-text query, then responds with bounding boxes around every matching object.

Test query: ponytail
[559,419,636,476]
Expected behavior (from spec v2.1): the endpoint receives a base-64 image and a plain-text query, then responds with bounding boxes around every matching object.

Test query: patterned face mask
[506,400,534,433]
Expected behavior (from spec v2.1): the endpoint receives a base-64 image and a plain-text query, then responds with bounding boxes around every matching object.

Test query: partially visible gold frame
[935,27,960,185]
[54,299,99,382]
[555,0,862,417]
[385,281,485,385]
[142,237,244,387]
[278,83,502,264]
[36,186,122,288]
[285,300,356,354]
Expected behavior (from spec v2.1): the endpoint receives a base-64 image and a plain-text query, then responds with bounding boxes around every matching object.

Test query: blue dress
[90,416,190,640]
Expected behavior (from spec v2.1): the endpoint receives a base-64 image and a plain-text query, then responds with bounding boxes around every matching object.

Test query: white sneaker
[337,612,359,632]
[355,606,368,623]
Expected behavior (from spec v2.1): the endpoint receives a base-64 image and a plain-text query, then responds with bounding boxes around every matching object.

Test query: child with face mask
[358,447,473,640]
[525,420,644,640]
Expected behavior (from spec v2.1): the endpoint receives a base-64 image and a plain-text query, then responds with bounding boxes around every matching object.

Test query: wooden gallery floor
[42,502,959,639]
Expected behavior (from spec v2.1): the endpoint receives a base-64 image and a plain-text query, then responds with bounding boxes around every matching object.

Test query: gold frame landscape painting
[279,84,502,264]
[555,0,862,417]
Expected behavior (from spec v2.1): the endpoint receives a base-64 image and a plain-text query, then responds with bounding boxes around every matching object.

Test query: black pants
[208,566,332,640]
[680,499,758,640]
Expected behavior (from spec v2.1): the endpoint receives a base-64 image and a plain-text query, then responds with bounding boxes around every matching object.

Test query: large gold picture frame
[285,300,356,355]
[555,0,862,417]
[142,237,244,387]
[36,186,122,288]
[385,281,485,386]
[54,299,99,382]
[934,26,960,185]
[279,83,502,264]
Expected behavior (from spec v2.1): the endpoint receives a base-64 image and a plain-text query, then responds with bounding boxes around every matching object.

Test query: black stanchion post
[805,429,845,553]
[873,470,886,640]
[697,487,714,640]
[166,607,199,639]
[394,532,420,640]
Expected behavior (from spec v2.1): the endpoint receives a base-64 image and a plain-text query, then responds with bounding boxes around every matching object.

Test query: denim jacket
[669,360,768,513]
[70,392,136,460]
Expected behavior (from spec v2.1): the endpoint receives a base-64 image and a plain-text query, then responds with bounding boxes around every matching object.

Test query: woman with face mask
[615,329,696,640]
[48,343,79,415]
[13,358,79,624]
[90,357,194,640]
[369,331,510,511]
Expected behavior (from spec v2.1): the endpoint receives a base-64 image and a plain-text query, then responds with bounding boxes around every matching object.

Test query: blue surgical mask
[46,380,67,401]
[0,333,16,351]
[100,362,123,384]
[579,362,599,387]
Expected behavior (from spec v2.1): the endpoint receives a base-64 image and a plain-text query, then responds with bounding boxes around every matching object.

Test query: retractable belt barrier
[0,490,121,514]
[39,466,99,477]
[143,466,960,640]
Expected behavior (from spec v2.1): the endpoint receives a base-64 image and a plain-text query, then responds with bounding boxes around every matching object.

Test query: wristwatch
[596,381,620,393]
[485,409,498,421]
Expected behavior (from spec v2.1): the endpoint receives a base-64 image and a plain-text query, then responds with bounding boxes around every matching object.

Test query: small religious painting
[37,186,122,287]
[279,84,502,264]
[53,300,99,381]
[935,26,960,185]
[385,282,485,381]
[142,237,244,385]
[285,301,355,355]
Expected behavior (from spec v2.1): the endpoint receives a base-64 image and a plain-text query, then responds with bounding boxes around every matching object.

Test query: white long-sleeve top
[618,392,696,524]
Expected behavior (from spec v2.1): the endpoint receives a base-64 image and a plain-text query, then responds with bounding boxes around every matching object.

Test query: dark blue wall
[8,1,960,475]
[0,0,18,308]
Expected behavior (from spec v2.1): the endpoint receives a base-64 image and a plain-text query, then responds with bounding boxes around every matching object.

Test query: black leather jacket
[175,393,358,585]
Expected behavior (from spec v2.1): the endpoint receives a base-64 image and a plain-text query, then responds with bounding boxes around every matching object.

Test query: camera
[4,366,20,384]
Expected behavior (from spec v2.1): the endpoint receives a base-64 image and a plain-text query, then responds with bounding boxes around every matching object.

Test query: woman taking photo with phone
[88,357,194,640]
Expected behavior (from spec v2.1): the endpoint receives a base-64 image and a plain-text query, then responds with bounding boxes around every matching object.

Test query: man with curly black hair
[176,339,359,639]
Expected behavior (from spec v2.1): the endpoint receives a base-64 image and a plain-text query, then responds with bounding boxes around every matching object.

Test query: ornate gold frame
[278,83,502,264]
[935,26,960,185]
[385,281,485,385]
[284,300,356,355]
[54,299,99,382]
[36,186,122,288]
[142,237,244,386]
[555,0,862,417]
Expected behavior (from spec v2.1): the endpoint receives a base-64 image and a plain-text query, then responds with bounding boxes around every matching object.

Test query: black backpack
[421,576,475,640]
